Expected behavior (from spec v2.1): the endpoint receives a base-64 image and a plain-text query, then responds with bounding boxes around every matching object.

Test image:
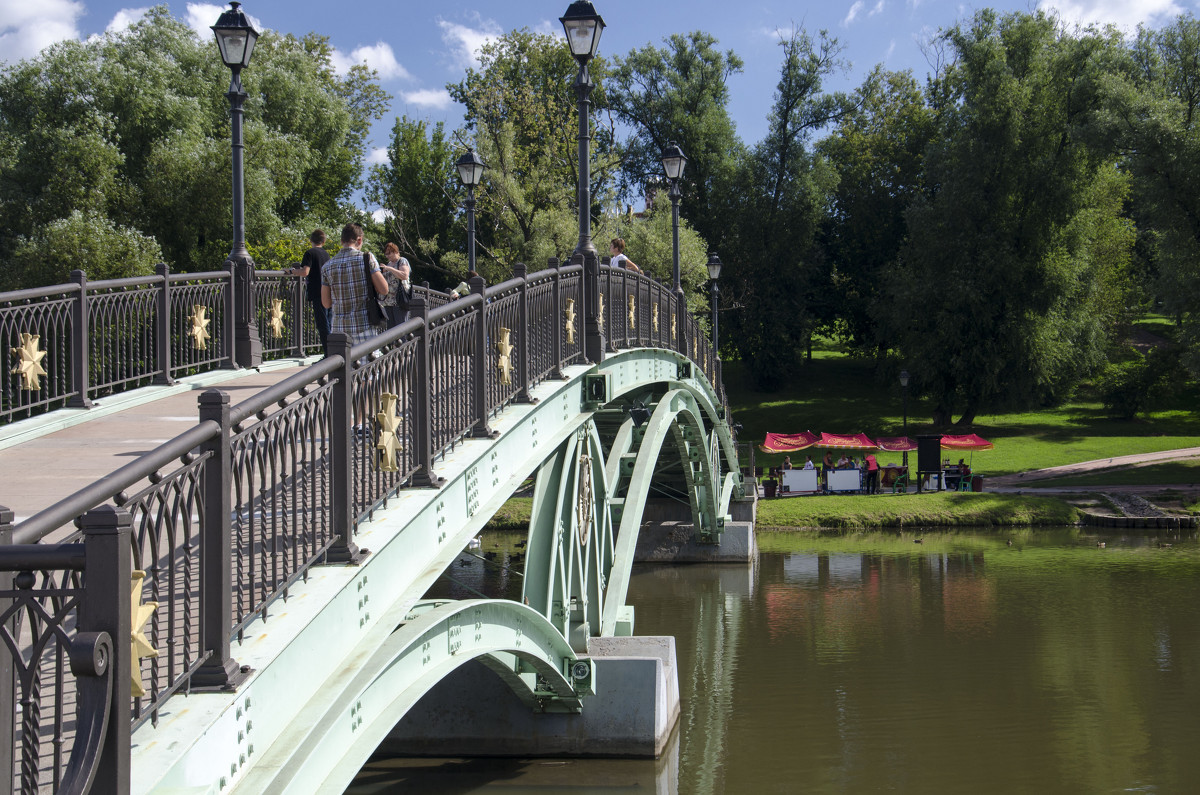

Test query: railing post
[290,267,306,358]
[154,263,174,386]
[409,299,442,488]
[224,262,238,370]
[583,252,604,364]
[0,507,12,789]
[469,276,496,438]
[674,282,687,357]
[78,505,132,795]
[513,263,534,403]
[192,390,250,690]
[327,333,364,563]
[549,258,564,378]
[232,258,262,369]
[68,270,93,408]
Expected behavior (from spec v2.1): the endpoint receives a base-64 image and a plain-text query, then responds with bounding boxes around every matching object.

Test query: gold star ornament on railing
[628,296,636,329]
[10,332,48,390]
[653,304,659,333]
[130,570,159,699]
[268,298,286,339]
[189,305,212,350]
[564,299,577,345]
[495,327,514,385]
[376,393,401,472]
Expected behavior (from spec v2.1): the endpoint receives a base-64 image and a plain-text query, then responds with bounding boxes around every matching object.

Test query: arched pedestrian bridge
[0,255,753,793]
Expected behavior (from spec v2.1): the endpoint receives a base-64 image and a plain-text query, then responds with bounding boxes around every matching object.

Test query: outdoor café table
[781,469,819,494]
[827,468,862,493]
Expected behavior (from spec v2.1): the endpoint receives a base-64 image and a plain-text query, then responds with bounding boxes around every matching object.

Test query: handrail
[1,254,734,794]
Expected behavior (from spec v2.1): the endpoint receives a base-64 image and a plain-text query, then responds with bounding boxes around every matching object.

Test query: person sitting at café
[958,458,971,476]
[803,456,815,470]
[836,454,851,469]
[783,455,792,470]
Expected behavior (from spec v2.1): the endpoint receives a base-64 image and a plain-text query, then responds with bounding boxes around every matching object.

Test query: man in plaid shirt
[322,223,388,346]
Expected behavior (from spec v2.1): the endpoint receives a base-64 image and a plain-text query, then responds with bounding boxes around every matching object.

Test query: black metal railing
[1,254,730,794]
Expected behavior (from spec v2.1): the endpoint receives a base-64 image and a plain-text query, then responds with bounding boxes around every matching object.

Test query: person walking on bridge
[322,223,388,346]
[289,229,331,355]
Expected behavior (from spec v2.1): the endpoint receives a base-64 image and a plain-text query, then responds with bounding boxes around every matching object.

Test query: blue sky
[2,0,1195,194]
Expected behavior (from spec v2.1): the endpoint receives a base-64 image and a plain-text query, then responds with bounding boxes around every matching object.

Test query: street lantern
[560,0,606,260]
[560,0,605,63]
[899,369,910,469]
[455,148,486,274]
[661,141,687,300]
[455,147,485,188]
[212,1,261,367]
[707,253,722,359]
[661,141,687,182]
[211,2,258,70]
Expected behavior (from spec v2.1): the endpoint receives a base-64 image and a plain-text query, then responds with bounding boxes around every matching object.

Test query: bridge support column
[382,636,680,759]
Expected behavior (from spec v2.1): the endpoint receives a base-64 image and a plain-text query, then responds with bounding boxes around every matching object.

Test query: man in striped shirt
[322,223,388,346]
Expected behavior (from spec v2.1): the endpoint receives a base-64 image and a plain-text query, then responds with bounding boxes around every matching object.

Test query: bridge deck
[0,360,317,528]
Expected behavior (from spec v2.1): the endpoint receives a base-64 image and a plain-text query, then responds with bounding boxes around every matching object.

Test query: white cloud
[371,208,393,223]
[438,15,503,69]
[366,147,390,166]
[401,88,454,110]
[184,3,264,40]
[106,7,150,33]
[870,0,886,17]
[330,41,411,80]
[885,39,896,59]
[0,0,82,62]
[1038,0,1183,31]
[843,1,865,27]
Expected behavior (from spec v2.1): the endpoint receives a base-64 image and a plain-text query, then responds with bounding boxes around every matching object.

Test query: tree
[5,211,162,289]
[598,196,709,312]
[607,32,745,252]
[447,28,617,278]
[878,11,1134,424]
[367,117,460,284]
[721,29,846,389]
[0,5,388,281]
[818,67,934,353]
[1107,14,1200,375]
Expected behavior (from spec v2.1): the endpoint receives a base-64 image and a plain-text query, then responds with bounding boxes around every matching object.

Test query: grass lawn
[1033,458,1200,487]
[756,491,1079,529]
[725,337,1200,478]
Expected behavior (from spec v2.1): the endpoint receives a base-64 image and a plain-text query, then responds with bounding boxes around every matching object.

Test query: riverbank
[756,490,1079,529]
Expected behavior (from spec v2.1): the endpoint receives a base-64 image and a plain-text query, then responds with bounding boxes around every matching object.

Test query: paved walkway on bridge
[0,358,318,525]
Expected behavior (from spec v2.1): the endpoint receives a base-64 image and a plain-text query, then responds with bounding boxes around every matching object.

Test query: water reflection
[349,529,1200,794]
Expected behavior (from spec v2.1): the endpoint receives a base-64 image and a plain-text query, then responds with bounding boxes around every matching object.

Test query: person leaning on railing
[285,229,332,355]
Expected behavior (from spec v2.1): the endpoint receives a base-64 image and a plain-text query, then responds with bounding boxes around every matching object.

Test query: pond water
[349,528,1200,793]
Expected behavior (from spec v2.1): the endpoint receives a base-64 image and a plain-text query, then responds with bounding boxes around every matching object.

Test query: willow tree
[877,11,1134,425]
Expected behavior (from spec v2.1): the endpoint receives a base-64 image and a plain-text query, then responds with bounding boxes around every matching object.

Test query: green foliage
[448,28,617,278]
[0,5,388,283]
[878,11,1134,424]
[367,117,459,285]
[818,67,935,351]
[247,230,311,271]
[756,491,1079,529]
[600,196,709,311]
[1098,347,1188,419]
[607,31,745,251]
[721,29,846,389]
[6,211,162,288]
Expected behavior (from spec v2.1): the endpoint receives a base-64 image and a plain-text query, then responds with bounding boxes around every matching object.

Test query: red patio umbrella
[940,434,993,450]
[817,433,877,450]
[874,436,916,452]
[760,431,819,453]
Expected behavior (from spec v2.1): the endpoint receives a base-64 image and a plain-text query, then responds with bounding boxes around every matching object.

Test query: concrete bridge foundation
[381,636,680,758]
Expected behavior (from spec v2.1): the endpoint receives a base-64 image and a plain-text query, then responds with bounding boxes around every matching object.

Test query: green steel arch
[239,599,593,794]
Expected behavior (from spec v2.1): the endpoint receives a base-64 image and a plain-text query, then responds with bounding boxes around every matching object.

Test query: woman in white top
[610,238,641,273]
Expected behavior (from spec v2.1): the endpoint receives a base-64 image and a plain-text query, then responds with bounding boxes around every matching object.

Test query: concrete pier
[381,636,681,758]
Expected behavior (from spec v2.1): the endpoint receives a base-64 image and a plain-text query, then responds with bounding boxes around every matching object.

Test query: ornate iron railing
[1,254,730,793]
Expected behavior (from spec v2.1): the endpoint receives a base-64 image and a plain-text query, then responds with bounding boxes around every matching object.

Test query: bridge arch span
[240,598,591,794]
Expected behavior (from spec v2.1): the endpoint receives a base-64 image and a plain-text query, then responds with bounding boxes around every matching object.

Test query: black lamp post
[560,1,605,260]
[661,142,687,295]
[212,2,260,367]
[455,147,485,274]
[899,369,910,468]
[707,253,722,359]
